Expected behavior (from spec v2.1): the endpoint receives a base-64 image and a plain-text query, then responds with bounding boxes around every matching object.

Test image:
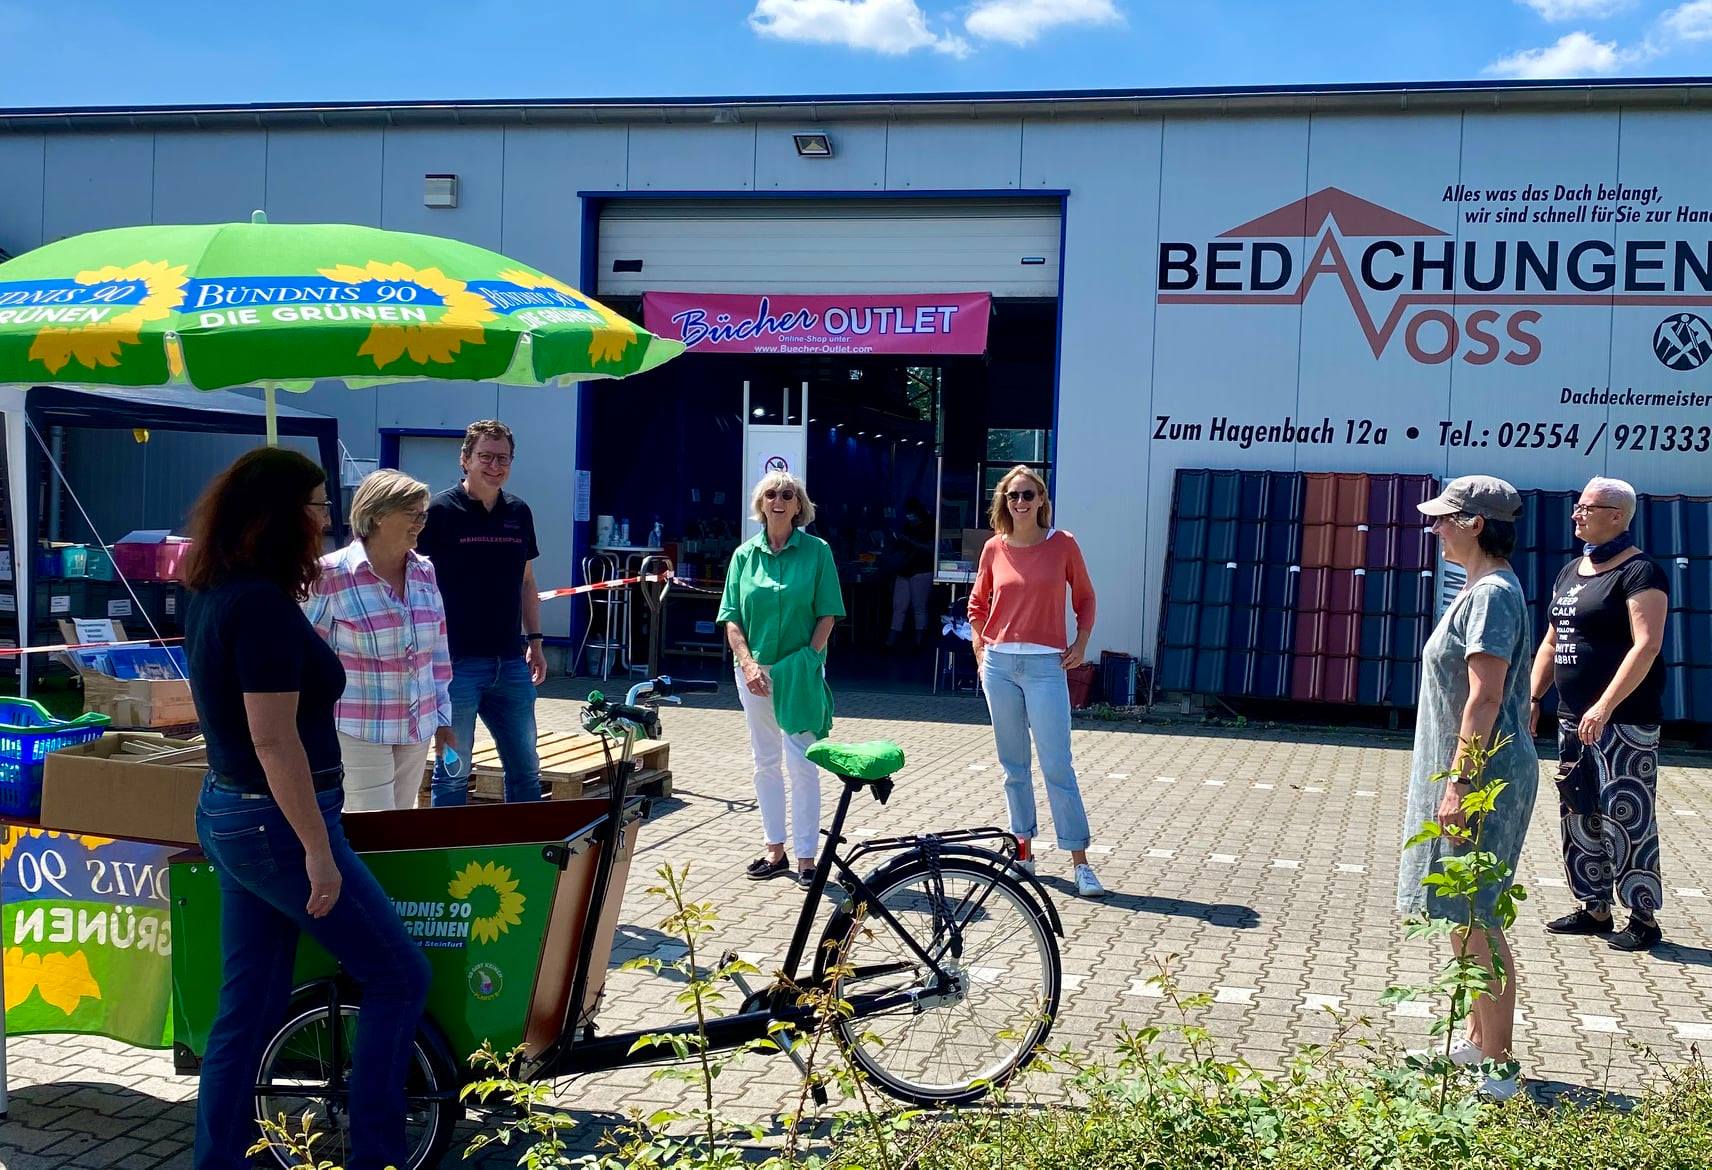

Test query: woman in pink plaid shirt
[306,469,454,811]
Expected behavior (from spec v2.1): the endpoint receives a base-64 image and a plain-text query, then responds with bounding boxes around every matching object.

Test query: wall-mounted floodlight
[793,132,833,158]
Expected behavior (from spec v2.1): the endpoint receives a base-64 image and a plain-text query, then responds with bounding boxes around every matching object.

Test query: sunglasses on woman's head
[1005,489,1037,502]
[764,488,797,501]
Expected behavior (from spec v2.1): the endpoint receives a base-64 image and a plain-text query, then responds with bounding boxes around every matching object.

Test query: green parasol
[0,212,682,442]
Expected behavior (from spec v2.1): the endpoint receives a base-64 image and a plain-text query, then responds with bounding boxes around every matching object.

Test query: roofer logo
[1652,313,1712,371]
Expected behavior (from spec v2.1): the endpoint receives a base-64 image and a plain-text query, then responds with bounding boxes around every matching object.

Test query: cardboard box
[960,528,994,561]
[40,733,206,845]
[58,620,197,729]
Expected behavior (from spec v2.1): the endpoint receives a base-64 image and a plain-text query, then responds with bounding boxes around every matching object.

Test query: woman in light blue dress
[1396,475,1538,1102]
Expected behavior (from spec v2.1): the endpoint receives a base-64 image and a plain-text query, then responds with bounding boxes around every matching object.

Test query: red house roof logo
[1217,187,1446,239]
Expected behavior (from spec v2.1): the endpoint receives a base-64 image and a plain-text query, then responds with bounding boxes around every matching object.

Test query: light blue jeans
[429,655,542,806]
[980,650,1092,851]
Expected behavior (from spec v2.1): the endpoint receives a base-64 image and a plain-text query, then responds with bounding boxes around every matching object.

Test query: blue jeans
[193,778,431,1170]
[981,650,1092,851]
[430,655,542,805]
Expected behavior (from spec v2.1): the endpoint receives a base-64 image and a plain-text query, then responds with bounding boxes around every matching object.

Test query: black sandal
[1544,907,1614,935]
[745,855,789,881]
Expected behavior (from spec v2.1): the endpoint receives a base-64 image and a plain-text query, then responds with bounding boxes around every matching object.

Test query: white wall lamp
[793,132,833,158]
[423,174,459,208]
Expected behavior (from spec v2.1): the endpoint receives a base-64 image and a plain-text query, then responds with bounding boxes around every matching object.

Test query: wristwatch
[525,633,544,641]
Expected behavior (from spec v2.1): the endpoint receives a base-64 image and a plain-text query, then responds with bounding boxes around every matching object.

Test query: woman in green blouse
[718,470,846,886]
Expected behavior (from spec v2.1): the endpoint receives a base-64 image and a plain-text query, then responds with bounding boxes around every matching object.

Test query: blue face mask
[1585,530,1636,562]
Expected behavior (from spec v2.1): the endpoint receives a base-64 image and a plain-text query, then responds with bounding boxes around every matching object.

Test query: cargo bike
[169,676,1066,1169]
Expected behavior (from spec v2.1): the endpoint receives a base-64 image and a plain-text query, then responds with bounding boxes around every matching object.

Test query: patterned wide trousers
[1556,719,1664,917]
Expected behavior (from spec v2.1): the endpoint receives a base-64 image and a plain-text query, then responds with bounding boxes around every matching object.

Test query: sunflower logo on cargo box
[1157,186,1712,369]
[447,861,526,944]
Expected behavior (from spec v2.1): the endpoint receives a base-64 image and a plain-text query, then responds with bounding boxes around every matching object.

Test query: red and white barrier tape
[536,573,725,602]
[0,637,184,658]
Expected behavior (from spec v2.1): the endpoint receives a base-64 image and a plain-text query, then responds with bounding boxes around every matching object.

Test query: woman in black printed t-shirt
[1528,477,1670,952]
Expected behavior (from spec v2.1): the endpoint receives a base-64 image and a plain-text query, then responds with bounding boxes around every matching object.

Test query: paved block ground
[4,681,1709,1166]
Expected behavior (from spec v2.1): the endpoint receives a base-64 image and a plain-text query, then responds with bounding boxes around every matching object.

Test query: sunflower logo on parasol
[447,860,526,944]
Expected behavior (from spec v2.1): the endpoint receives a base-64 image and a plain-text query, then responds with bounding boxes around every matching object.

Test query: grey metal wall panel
[500,125,626,279]
[0,134,44,256]
[493,386,578,637]
[597,197,1061,296]
[1605,108,1712,493]
[754,123,887,191]
[627,125,756,191]
[41,133,153,241]
[1023,117,1160,661]
[264,128,385,225]
[885,120,1023,191]
[152,131,267,225]
[379,127,504,251]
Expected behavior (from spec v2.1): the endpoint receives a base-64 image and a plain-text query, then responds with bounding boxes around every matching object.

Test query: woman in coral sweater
[967,465,1105,898]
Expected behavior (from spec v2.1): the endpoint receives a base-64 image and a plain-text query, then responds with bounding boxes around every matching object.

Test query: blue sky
[5,0,1712,108]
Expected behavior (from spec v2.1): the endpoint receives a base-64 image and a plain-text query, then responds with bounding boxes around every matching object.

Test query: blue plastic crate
[0,699,111,819]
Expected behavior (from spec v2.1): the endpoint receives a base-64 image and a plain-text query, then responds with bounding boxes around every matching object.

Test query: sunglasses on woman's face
[1005,488,1037,503]
[764,488,797,502]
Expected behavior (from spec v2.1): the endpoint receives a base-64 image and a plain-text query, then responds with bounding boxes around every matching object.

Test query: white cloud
[1484,30,1651,77]
[1518,0,1631,21]
[964,0,1122,46]
[748,0,969,56]
[1660,0,1712,42]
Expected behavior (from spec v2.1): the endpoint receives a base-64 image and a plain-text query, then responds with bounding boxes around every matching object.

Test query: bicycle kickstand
[720,949,828,1106]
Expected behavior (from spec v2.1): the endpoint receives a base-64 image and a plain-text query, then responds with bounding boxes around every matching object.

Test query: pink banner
[643,292,991,356]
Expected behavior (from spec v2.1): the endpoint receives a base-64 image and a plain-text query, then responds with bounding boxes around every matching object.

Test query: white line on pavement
[1272,859,1301,869]
[1577,1015,1625,1035]
[1214,986,1258,1004]
[1300,994,1343,1012]
[1147,848,1177,859]
[1337,863,1367,874]
[1208,853,1238,864]
[1124,978,1164,998]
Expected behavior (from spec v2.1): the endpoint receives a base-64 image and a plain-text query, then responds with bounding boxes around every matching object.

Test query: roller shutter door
[597,197,1061,298]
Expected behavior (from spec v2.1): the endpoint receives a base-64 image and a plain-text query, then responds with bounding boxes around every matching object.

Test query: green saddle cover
[806,739,905,780]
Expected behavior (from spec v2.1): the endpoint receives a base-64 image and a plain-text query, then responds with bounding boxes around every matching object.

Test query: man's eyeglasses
[473,452,513,467]
[307,500,332,510]
[764,488,797,501]
[1571,503,1618,516]
[1005,488,1038,503]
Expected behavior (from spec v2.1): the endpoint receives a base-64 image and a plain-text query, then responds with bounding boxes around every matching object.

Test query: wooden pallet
[418,730,671,804]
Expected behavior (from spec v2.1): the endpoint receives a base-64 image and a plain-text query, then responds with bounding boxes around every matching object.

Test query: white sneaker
[1073,863,1107,898]
[1012,857,1036,876]
[1408,1038,1484,1067]
[1477,1073,1521,1102]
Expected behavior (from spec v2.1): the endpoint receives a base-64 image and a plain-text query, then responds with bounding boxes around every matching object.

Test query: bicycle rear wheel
[817,856,1060,1105]
[254,1000,457,1170]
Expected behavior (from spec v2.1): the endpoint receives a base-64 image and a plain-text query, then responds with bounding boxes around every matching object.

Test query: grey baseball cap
[1417,475,1523,522]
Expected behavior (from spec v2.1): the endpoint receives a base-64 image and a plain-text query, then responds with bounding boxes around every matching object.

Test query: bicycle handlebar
[583,675,717,737]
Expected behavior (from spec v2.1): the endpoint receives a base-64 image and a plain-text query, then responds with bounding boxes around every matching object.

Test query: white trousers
[734,665,822,860]
[338,731,433,812]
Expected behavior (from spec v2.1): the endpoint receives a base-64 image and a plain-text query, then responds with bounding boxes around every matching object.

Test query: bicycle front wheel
[817,856,1061,1105]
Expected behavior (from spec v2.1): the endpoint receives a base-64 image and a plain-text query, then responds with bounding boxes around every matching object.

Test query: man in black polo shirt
[420,419,546,805]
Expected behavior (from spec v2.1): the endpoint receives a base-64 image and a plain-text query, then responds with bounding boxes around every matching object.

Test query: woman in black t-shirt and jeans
[183,449,430,1170]
[1528,476,1670,952]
